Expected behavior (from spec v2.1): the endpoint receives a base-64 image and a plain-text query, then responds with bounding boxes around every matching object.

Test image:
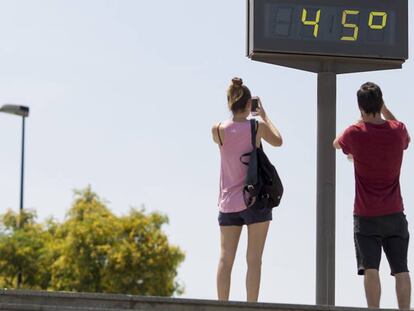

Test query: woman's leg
[246,221,270,302]
[217,225,243,300]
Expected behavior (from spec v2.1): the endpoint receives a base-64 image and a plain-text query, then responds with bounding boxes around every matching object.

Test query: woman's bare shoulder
[211,121,223,132]
[211,121,226,144]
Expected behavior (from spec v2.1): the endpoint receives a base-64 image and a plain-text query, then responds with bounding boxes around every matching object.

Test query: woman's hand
[255,97,268,121]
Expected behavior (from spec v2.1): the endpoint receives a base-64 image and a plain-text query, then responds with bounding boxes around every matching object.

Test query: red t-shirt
[339,120,410,217]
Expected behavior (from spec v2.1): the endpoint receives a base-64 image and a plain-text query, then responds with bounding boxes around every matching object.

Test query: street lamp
[0,104,30,288]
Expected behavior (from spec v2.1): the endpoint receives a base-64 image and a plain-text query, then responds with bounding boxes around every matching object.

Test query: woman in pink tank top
[211,77,283,302]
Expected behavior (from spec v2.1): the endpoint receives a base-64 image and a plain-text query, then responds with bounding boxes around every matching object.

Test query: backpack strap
[240,120,259,166]
[251,119,264,150]
[250,119,258,149]
[217,123,223,146]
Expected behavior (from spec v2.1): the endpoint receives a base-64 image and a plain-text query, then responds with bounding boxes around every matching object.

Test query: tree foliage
[0,187,185,296]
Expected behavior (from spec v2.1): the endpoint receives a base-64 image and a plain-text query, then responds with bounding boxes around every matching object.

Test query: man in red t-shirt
[334,82,411,309]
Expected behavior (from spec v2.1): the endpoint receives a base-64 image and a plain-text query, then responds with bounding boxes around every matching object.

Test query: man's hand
[333,134,342,149]
[381,103,397,121]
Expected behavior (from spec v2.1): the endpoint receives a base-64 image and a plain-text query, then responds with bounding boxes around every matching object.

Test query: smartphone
[251,97,259,115]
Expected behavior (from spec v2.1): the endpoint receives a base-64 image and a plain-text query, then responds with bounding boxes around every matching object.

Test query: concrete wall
[0,290,389,311]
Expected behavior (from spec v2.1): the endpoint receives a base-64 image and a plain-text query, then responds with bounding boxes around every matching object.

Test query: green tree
[103,209,185,295]
[0,209,54,289]
[0,186,185,296]
[50,187,119,292]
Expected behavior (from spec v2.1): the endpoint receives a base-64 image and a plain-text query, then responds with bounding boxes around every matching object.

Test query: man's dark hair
[357,82,384,115]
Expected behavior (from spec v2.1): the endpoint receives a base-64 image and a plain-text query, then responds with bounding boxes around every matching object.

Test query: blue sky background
[0,0,413,308]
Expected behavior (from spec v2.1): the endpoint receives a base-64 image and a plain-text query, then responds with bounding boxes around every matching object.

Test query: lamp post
[0,104,30,288]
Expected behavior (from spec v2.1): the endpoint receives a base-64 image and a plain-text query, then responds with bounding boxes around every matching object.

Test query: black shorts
[218,208,272,226]
[354,212,409,276]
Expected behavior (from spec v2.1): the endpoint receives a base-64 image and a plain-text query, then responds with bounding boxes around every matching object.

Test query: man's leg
[364,269,381,308]
[383,214,410,310]
[395,272,411,309]
[354,216,382,308]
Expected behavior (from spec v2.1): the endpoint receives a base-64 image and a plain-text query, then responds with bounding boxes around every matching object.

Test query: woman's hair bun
[232,77,243,87]
[227,77,251,114]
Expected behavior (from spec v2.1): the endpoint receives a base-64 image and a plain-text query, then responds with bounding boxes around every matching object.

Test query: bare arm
[381,104,397,121]
[256,98,283,147]
[211,124,220,145]
[260,117,283,147]
[333,134,342,149]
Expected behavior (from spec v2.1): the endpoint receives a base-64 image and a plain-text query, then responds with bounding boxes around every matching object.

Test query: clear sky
[0,0,413,308]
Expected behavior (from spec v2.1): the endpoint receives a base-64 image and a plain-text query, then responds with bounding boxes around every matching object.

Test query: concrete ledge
[0,290,394,311]
[0,302,132,311]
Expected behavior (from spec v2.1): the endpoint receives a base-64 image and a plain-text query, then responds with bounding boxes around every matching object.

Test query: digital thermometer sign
[248,0,408,61]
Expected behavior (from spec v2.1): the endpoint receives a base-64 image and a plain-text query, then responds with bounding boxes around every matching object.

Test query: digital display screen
[249,0,408,60]
[267,6,394,43]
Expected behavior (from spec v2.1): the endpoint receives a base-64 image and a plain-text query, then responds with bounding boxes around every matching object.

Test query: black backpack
[240,119,284,210]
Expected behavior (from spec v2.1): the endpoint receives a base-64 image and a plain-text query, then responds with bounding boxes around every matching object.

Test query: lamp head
[0,104,29,117]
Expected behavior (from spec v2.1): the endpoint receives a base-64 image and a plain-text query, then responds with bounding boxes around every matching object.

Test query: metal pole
[316,72,336,305]
[17,116,25,288]
[20,116,25,213]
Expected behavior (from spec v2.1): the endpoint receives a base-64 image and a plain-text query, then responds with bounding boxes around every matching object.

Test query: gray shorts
[218,208,272,226]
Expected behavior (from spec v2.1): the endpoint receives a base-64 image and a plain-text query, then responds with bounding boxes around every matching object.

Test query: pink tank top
[218,119,253,213]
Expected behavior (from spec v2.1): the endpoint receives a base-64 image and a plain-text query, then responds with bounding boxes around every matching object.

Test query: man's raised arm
[382,104,397,121]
